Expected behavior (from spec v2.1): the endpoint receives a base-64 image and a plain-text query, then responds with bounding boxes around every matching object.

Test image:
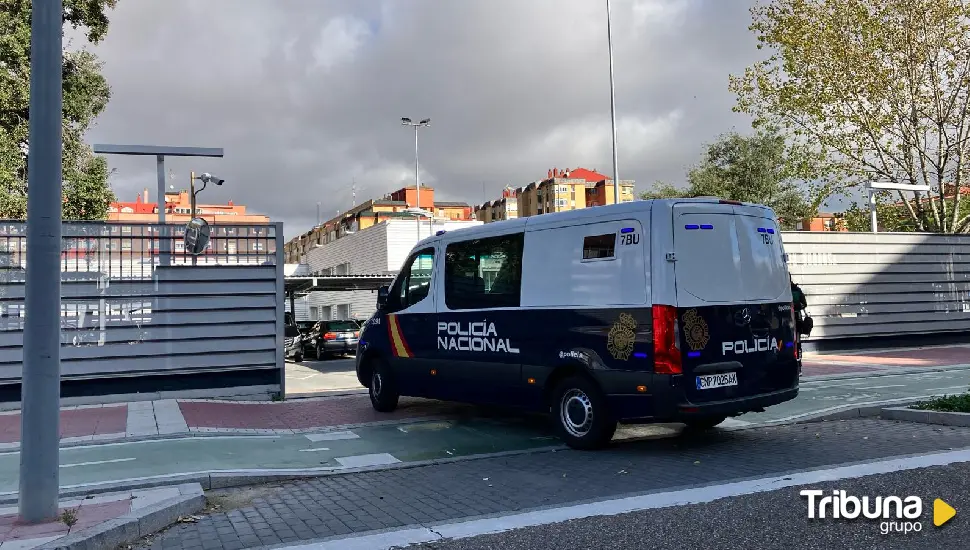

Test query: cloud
[84,0,763,236]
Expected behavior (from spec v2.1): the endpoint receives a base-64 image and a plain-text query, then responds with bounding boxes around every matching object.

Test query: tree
[731,0,970,233]
[638,129,812,229]
[0,0,119,221]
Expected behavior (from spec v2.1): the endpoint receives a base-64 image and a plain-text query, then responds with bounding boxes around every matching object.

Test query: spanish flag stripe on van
[387,314,413,358]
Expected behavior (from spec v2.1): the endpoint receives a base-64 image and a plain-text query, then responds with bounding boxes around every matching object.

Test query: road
[395,461,970,550]
[0,366,964,494]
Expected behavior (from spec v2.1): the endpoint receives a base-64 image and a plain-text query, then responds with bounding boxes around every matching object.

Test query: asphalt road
[402,463,970,550]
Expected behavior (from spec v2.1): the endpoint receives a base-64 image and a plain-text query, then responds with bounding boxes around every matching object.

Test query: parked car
[305,320,360,359]
[284,323,304,362]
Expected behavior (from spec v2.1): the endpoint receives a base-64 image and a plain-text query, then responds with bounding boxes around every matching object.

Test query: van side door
[382,246,437,396]
[431,232,525,404]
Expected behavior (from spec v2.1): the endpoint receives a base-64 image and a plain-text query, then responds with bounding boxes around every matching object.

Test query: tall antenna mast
[352,178,356,208]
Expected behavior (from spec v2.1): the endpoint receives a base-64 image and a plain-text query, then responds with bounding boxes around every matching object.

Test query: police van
[355,198,800,450]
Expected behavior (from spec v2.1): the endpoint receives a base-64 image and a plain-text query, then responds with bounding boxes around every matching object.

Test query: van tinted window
[445,233,524,310]
[583,233,616,260]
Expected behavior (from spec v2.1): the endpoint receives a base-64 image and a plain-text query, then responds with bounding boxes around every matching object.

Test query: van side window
[583,233,616,260]
[445,233,524,310]
[389,247,435,312]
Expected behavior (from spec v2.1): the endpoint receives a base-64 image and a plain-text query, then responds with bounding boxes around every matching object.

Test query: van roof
[418,198,773,247]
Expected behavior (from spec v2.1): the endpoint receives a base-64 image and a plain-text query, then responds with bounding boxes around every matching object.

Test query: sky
[81,0,772,237]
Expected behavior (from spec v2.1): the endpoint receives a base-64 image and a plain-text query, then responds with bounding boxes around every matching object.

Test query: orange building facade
[107,188,270,225]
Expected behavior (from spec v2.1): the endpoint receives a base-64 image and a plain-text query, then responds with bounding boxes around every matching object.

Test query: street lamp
[404,207,435,240]
[606,0,620,205]
[867,181,931,233]
[401,117,431,241]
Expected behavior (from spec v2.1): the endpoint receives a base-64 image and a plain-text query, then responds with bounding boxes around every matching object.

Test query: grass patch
[911,392,970,413]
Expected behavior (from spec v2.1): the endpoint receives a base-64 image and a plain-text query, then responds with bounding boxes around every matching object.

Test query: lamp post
[606,0,621,206]
[401,117,430,241]
[867,181,931,233]
[19,0,63,523]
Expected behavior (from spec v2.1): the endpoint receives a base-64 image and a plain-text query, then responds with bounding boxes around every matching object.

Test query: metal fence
[783,231,970,342]
[0,221,284,401]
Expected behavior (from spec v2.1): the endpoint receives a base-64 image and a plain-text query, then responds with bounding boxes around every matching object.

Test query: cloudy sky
[82,0,764,237]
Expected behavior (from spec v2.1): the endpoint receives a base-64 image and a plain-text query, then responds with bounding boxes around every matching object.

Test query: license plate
[339,333,352,339]
[696,372,738,390]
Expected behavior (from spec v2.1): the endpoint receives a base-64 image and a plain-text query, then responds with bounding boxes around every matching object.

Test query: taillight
[652,304,682,374]
[719,199,742,205]
[353,331,360,338]
[323,332,337,340]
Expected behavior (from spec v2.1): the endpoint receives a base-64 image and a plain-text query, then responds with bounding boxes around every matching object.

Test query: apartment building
[282,185,480,320]
[284,186,474,264]
[475,167,635,222]
[109,188,270,225]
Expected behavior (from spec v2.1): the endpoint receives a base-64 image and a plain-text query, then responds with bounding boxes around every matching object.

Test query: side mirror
[376,285,390,309]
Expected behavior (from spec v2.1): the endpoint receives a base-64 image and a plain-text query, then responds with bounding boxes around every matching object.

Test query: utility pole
[20,0,63,522]
[606,0,621,206]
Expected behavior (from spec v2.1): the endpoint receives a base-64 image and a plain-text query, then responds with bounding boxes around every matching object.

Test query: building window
[556,198,568,207]
[121,239,132,251]
[444,232,524,310]
[310,306,319,320]
[583,233,616,260]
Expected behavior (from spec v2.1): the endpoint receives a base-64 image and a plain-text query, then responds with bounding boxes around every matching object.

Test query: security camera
[200,173,225,185]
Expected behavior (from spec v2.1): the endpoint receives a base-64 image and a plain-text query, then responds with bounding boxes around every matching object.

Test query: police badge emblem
[607,313,638,361]
[682,308,710,351]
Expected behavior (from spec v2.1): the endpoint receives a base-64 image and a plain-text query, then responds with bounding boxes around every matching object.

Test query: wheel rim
[371,370,383,400]
[559,388,594,438]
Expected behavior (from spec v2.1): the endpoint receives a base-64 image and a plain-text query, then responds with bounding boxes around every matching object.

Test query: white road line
[334,453,400,468]
[61,457,136,469]
[298,447,331,453]
[153,399,189,435]
[290,447,970,550]
[921,385,969,392]
[305,431,359,442]
[859,384,907,390]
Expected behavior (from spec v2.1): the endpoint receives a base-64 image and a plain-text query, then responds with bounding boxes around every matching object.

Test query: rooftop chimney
[143,188,149,203]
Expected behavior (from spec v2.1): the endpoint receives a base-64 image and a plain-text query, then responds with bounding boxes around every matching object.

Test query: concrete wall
[782,232,970,342]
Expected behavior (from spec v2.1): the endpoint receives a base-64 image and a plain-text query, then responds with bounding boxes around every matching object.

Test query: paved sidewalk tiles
[140,418,970,550]
[177,397,464,431]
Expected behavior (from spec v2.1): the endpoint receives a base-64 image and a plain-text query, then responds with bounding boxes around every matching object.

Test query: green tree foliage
[731,0,970,233]
[0,0,118,221]
[638,129,812,229]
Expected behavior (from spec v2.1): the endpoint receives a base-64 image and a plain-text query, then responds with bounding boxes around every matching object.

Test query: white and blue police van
[355,198,800,450]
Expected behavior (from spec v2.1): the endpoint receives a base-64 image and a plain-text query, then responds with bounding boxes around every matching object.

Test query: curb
[881,407,970,427]
[37,483,204,550]
[0,445,566,506]
[800,363,970,383]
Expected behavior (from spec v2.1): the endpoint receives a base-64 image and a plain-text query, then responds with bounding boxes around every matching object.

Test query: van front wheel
[369,358,399,413]
[552,376,616,450]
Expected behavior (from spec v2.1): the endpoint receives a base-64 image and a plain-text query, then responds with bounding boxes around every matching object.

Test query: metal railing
[0,221,278,280]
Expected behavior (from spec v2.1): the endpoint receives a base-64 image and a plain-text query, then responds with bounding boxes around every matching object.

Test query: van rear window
[582,234,615,260]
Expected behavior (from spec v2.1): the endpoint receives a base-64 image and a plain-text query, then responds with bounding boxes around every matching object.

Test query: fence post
[274,222,286,398]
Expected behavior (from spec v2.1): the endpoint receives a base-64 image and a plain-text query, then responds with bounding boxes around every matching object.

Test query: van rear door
[670,202,797,405]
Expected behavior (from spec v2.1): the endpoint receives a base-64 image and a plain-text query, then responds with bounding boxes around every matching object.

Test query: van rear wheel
[552,376,616,450]
[369,358,399,413]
